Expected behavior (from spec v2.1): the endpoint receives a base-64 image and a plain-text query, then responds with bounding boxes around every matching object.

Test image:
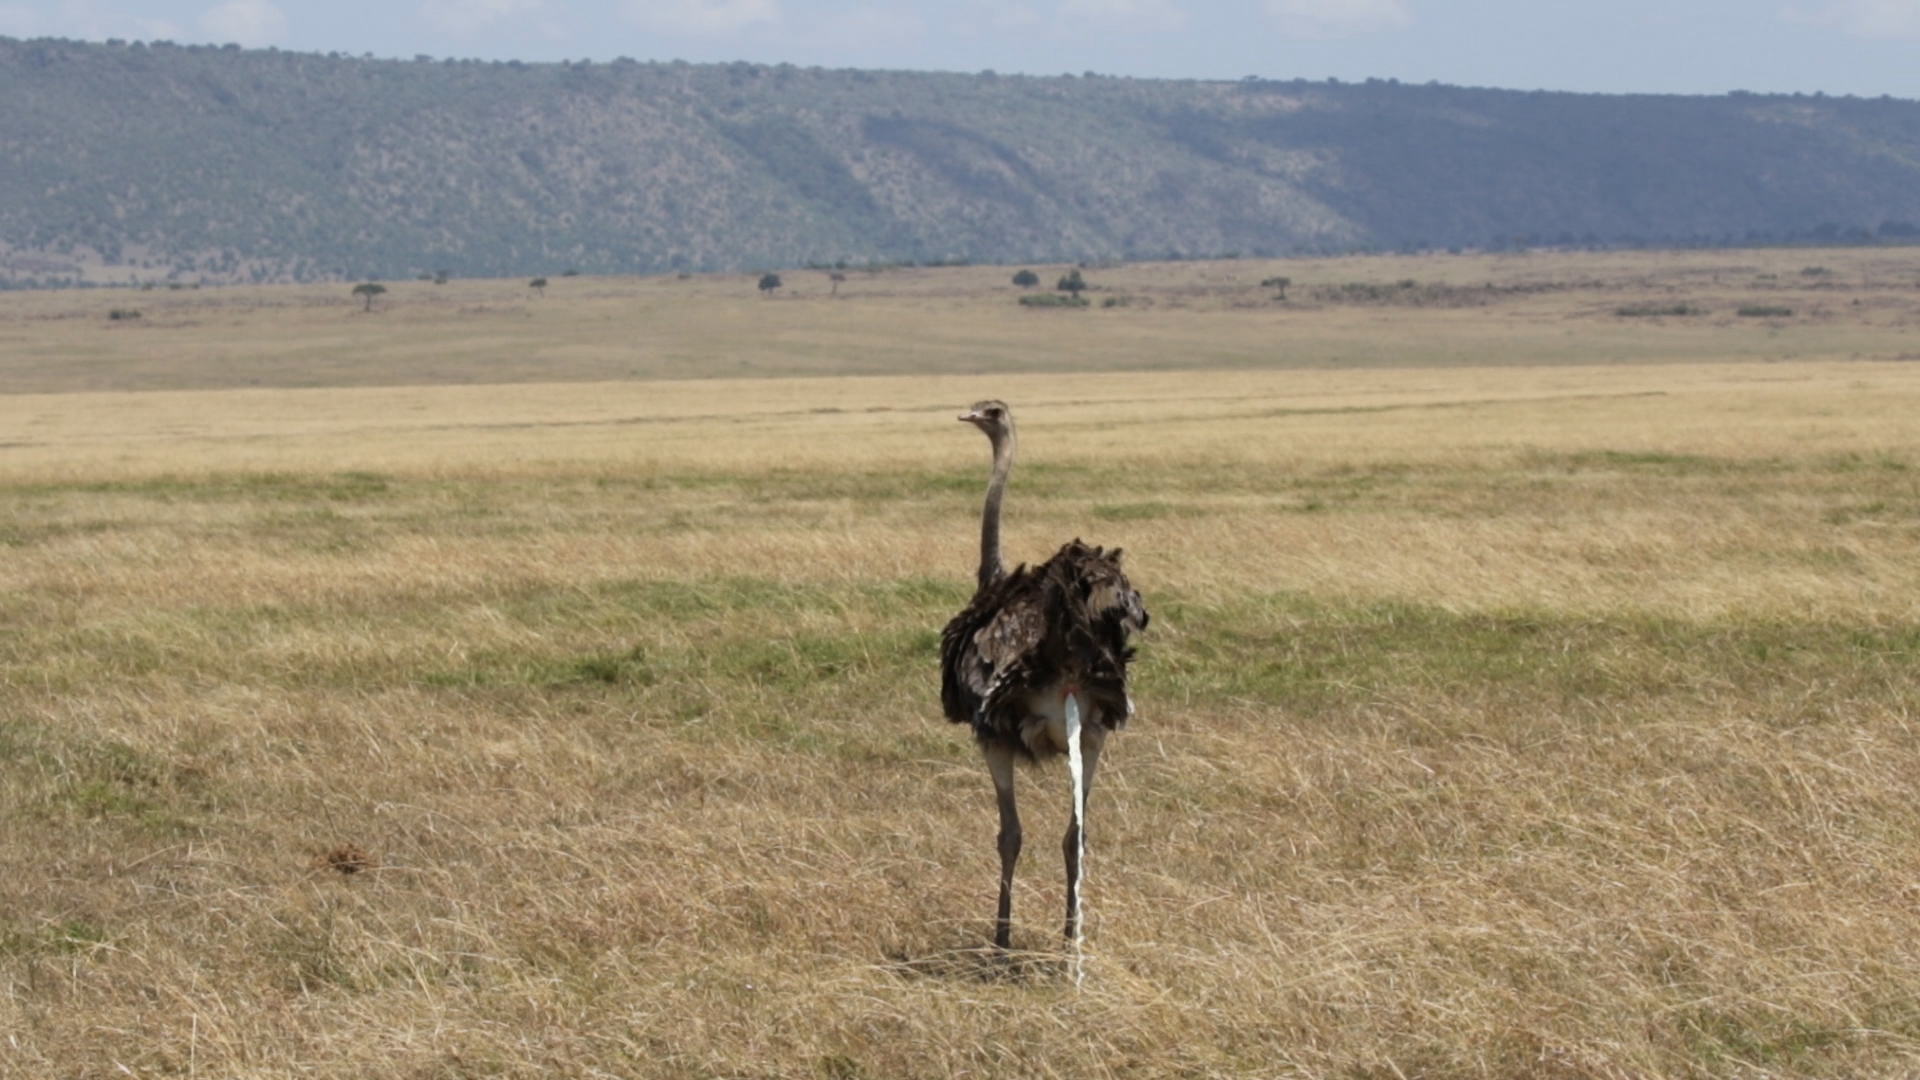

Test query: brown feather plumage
[942,539,1148,759]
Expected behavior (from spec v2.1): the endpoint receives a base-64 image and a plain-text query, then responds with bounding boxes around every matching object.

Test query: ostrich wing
[941,542,1149,741]
[941,567,1049,729]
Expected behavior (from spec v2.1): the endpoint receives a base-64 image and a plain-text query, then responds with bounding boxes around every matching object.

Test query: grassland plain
[2,247,1918,395]
[8,251,1920,1078]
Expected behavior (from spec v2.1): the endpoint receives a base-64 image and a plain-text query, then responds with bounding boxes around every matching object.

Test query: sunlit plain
[6,249,1920,1077]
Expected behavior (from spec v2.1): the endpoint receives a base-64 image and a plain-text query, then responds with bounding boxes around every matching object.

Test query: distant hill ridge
[3,36,1919,286]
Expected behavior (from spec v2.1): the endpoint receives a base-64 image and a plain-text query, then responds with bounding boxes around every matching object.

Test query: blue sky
[2,0,1917,97]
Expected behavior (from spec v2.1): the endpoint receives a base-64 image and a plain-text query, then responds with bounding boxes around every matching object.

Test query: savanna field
[7,249,1920,1077]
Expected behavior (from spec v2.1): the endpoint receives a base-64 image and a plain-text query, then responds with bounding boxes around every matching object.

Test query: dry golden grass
[9,251,1920,1078]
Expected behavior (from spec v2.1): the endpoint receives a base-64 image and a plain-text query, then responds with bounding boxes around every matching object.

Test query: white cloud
[622,0,781,35]
[198,0,287,45]
[1058,0,1189,31]
[1263,0,1412,39]
[947,0,1185,37]
[48,0,184,40]
[1783,0,1920,38]
[420,0,549,37]
[982,0,1042,31]
[803,6,923,48]
[0,5,39,35]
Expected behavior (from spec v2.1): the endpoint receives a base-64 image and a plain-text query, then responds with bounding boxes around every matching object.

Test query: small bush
[1801,266,1831,276]
[1616,303,1699,317]
[1737,305,1793,317]
[1011,269,1039,287]
[1101,295,1130,308]
[107,308,140,320]
[1019,293,1088,308]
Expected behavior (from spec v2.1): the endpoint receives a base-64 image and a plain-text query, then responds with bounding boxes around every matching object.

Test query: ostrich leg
[985,744,1022,951]
[1062,697,1106,982]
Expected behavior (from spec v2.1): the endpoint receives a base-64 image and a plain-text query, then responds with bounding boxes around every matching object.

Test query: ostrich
[940,400,1149,964]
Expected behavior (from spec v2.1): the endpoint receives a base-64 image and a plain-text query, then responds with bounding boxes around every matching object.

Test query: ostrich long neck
[978,425,1015,591]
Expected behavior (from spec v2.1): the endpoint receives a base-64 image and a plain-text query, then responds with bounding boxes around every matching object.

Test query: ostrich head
[959,400,1013,442]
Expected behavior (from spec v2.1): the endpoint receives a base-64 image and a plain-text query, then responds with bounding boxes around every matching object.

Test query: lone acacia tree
[352,282,387,311]
[758,272,782,296]
[828,271,846,296]
[1260,276,1292,300]
[530,277,548,296]
[1056,269,1087,297]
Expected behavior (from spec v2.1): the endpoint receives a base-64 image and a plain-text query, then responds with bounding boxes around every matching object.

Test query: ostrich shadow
[881,929,1074,983]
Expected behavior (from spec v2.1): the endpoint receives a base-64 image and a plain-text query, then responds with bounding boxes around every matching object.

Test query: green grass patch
[0,919,109,960]
[708,626,938,693]
[566,645,659,686]
[24,560,1920,738]
[1,723,210,834]
[416,578,960,703]
[1680,1007,1867,1069]
[1143,593,1920,725]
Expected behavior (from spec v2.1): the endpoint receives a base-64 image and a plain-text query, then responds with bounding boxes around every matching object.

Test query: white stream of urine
[1065,692,1086,989]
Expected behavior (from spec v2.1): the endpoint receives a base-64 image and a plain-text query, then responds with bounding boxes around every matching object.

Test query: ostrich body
[940,400,1149,955]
